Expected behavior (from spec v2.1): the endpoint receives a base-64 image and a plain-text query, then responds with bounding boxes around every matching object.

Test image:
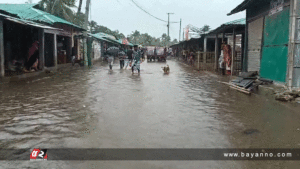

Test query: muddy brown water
[0,59,300,168]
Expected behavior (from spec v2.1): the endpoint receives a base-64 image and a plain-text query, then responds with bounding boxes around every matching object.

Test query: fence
[194,52,216,71]
[182,51,241,75]
[232,51,242,75]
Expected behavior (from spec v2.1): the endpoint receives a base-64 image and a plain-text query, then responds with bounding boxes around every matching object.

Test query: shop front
[0,14,58,77]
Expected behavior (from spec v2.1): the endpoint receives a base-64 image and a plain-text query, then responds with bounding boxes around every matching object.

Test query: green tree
[129,30,141,44]
[143,33,153,46]
[201,25,211,34]
[93,25,112,34]
[151,38,161,47]
[172,39,178,44]
[89,20,97,33]
[71,12,85,27]
[161,33,171,47]
[38,0,76,22]
[111,30,125,39]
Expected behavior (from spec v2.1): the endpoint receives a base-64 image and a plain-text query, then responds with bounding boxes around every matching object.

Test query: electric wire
[130,0,178,23]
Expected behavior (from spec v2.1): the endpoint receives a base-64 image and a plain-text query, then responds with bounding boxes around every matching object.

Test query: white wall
[93,41,101,60]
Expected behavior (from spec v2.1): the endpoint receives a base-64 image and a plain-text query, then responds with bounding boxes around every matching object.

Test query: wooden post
[66,37,72,63]
[197,52,200,70]
[232,28,236,76]
[0,19,4,77]
[222,31,225,43]
[243,12,249,72]
[241,33,245,72]
[101,41,104,59]
[87,37,92,66]
[38,29,45,70]
[215,33,219,71]
[53,34,57,68]
[77,39,81,60]
[204,37,207,70]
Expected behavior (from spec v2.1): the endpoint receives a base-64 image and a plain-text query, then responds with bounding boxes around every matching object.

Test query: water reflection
[0,59,300,168]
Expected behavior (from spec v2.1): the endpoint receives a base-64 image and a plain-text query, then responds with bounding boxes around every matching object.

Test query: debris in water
[275,93,295,102]
[243,129,259,135]
[83,105,86,108]
[296,98,300,103]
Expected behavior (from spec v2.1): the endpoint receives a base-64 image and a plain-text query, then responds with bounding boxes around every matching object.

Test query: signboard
[185,26,189,41]
[122,38,129,45]
[269,0,284,16]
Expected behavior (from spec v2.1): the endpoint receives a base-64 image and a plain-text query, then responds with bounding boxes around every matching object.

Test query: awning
[227,0,254,16]
[208,18,246,35]
[103,37,123,45]
[0,3,85,31]
[0,13,59,30]
[90,33,120,45]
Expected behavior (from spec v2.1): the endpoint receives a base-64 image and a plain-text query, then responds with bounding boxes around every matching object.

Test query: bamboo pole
[231,28,236,78]
[0,20,4,77]
[197,52,200,70]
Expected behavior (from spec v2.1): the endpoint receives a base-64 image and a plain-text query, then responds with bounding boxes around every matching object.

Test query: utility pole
[167,13,174,38]
[183,28,185,41]
[179,19,182,42]
[83,0,91,66]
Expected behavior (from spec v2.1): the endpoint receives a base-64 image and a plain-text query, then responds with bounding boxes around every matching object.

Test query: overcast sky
[1,0,245,40]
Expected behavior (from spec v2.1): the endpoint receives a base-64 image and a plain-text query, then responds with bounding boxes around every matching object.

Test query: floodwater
[0,58,300,168]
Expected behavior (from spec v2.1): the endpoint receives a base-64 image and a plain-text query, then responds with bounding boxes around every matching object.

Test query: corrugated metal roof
[90,33,120,45]
[223,18,246,25]
[103,37,122,45]
[92,32,124,44]
[95,32,116,40]
[208,18,246,35]
[90,33,112,41]
[0,3,84,30]
[92,33,134,46]
[227,0,253,16]
[0,13,59,30]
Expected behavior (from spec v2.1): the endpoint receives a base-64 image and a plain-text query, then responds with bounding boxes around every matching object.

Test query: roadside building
[90,33,133,62]
[171,18,245,74]
[0,3,84,77]
[228,0,300,88]
[207,18,246,75]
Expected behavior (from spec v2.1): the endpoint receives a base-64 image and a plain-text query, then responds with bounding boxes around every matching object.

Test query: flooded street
[1,59,300,168]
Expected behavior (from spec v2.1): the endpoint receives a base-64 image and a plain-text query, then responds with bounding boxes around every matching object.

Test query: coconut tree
[38,0,76,22]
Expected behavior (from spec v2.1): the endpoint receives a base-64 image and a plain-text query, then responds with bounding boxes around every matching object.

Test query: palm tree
[38,0,76,22]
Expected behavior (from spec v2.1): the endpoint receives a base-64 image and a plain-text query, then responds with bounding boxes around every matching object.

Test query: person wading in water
[125,46,133,69]
[132,45,142,75]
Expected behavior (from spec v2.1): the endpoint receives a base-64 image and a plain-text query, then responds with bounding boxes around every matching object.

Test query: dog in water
[162,65,170,73]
